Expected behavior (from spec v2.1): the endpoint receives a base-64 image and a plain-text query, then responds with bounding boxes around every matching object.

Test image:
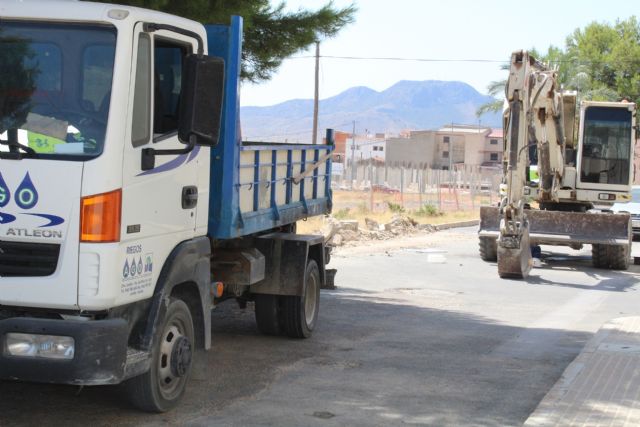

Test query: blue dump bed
[205,18,333,239]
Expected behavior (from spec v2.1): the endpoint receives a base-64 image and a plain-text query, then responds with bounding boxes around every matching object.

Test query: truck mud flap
[479,206,631,246]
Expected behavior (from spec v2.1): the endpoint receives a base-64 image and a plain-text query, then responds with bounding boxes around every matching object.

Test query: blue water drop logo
[130,259,137,277]
[15,173,38,210]
[0,173,10,208]
[123,260,130,278]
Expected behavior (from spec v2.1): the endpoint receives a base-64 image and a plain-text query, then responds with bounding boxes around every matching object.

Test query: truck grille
[0,240,60,277]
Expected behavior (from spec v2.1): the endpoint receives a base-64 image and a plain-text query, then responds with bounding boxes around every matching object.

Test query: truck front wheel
[282,260,320,339]
[125,298,195,412]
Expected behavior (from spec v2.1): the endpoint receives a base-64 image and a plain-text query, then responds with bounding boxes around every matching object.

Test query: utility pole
[369,152,374,211]
[351,120,356,188]
[312,41,320,145]
[449,121,453,190]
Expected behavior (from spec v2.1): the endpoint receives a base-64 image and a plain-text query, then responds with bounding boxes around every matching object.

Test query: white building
[344,136,386,165]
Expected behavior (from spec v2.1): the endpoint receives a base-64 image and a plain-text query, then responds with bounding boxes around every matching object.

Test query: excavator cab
[577,103,634,188]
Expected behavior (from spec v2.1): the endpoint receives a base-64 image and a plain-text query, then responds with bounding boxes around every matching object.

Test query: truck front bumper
[0,316,129,385]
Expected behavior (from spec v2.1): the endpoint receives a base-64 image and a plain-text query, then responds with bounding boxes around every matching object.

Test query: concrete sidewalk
[525,317,640,426]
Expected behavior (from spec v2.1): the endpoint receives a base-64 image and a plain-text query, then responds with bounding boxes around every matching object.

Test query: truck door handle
[182,186,198,209]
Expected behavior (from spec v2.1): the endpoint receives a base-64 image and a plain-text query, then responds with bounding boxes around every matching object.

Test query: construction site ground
[1,226,639,426]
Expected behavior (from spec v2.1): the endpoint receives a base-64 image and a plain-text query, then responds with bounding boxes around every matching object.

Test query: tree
[475,65,507,118]
[102,0,356,82]
[477,16,640,118]
[565,16,640,103]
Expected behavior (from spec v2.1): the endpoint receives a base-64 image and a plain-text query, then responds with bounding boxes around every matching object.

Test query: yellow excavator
[478,50,636,278]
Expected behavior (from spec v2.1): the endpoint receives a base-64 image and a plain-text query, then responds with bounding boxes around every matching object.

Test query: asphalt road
[1,228,639,427]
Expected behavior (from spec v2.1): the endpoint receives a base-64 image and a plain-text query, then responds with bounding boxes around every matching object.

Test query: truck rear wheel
[125,298,195,412]
[254,294,281,335]
[282,260,320,339]
[592,244,629,270]
[479,236,497,262]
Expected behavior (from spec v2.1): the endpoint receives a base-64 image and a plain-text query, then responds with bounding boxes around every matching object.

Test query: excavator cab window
[580,106,632,185]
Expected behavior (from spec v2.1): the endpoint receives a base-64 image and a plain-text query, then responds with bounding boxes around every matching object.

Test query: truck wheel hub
[170,336,192,378]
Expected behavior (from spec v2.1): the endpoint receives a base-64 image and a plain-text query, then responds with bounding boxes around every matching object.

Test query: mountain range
[240,80,502,143]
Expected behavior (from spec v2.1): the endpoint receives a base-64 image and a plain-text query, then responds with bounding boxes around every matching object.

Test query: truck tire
[592,244,629,270]
[254,294,281,335]
[479,236,498,262]
[125,298,195,412]
[282,260,320,339]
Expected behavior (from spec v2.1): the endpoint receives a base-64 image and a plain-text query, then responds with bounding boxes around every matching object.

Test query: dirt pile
[321,214,436,247]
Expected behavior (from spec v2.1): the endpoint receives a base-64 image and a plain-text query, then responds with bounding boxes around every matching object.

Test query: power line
[294,55,508,63]
[287,55,639,65]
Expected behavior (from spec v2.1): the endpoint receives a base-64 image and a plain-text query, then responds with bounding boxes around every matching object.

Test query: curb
[433,219,480,231]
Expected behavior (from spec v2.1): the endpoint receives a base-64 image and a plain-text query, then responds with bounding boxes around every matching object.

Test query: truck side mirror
[178,54,225,146]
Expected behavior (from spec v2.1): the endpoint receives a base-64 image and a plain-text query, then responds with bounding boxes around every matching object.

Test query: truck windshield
[580,106,632,185]
[0,21,116,159]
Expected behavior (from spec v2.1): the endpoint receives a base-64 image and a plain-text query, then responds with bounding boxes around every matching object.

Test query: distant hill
[240,80,502,142]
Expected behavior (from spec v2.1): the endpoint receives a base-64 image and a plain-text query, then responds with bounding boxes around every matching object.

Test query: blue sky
[240,0,637,106]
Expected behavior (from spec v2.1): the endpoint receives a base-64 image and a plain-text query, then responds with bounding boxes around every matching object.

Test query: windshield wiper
[0,129,37,158]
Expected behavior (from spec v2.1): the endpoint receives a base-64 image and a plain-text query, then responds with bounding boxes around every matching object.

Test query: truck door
[118,24,200,303]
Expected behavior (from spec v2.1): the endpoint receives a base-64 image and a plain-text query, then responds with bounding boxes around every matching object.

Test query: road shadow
[0,290,593,427]
[523,251,640,292]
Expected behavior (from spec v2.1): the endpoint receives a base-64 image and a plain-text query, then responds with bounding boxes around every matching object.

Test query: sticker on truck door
[121,246,154,296]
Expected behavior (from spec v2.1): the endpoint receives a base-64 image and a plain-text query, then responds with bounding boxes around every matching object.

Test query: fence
[332,161,503,213]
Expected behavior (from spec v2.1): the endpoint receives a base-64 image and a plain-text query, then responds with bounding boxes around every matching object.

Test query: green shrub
[333,208,351,220]
[414,203,442,217]
[386,201,405,213]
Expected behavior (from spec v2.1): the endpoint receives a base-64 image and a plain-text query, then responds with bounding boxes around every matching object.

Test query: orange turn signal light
[210,282,224,299]
[216,282,224,297]
[80,189,122,243]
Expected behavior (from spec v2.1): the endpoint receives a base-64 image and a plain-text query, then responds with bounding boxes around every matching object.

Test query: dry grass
[297,189,481,234]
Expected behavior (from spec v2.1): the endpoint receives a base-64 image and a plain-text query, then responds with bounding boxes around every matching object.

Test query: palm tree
[476,64,509,118]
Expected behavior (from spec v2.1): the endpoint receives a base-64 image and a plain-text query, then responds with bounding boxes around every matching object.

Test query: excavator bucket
[497,221,532,279]
[479,206,631,247]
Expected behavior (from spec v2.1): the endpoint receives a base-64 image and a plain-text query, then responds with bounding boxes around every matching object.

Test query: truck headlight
[5,333,75,360]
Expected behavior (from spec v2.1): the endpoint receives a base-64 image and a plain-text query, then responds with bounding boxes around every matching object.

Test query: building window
[490,139,498,145]
[442,151,449,158]
[443,136,450,143]
[379,147,384,152]
[373,146,378,151]
[490,153,499,161]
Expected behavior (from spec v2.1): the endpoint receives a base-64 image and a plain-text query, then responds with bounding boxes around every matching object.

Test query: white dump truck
[0,1,334,412]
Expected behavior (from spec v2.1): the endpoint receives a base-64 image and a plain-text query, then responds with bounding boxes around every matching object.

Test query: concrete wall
[385,126,503,170]
[386,131,437,168]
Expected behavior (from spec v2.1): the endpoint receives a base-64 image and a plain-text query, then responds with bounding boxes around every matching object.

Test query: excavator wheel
[479,236,498,262]
[592,244,630,270]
